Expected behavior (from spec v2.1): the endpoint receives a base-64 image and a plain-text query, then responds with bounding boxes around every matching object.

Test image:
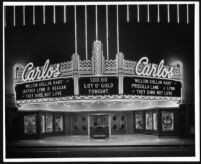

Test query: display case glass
[45,113,53,132]
[135,112,144,130]
[145,112,153,130]
[153,112,158,131]
[55,114,63,132]
[40,114,45,133]
[162,111,174,131]
[24,115,36,134]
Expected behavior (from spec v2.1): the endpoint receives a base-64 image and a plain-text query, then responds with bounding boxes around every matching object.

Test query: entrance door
[89,114,109,138]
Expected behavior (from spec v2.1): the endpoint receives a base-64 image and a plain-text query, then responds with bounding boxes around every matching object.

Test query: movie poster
[24,115,36,134]
[135,112,144,130]
[145,112,153,130]
[162,112,174,131]
[46,113,53,132]
[55,115,63,132]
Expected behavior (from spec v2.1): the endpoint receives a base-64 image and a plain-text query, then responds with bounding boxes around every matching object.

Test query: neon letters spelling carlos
[22,59,60,82]
[135,57,174,79]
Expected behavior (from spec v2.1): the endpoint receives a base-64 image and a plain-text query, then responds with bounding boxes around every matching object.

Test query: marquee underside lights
[14,42,183,105]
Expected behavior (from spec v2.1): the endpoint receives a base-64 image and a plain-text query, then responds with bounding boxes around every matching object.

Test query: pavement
[6,134,195,158]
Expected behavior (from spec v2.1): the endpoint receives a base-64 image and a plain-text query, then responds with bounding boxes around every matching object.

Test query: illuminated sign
[20,56,177,83]
[135,57,174,79]
[22,59,61,82]
[15,78,74,100]
[124,77,181,97]
[79,77,118,96]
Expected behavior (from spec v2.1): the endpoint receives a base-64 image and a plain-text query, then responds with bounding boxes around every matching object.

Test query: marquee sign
[15,78,74,100]
[14,51,183,104]
[79,77,118,96]
[124,77,181,97]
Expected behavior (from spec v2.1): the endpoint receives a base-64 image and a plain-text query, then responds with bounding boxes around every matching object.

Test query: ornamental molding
[16,94,181,105]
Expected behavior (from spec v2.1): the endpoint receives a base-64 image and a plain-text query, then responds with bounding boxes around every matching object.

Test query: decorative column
[92,40,104,75]
[72,53,80,96]
[117,52,124,94]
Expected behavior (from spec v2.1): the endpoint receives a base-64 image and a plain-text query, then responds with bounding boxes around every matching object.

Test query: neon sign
[21,57,176,83]
[135,57,174,79]
[22,59,61,82]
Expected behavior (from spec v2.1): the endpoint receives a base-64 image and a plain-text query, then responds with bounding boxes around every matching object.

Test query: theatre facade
[13,40,184,139]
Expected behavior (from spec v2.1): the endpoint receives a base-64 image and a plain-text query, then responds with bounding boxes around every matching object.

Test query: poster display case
[55,114,63,132]
[45,113,53,133]
[135,112,144,130]
[22,112,64,138]
[134,108,183,136]
[24,115,36,134]
[145,112,153,130]
[162,111,174,131]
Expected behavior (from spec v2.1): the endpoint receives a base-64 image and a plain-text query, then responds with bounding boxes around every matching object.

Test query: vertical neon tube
[157,4,160,23]
[127,5,129,22]
[53,5,56,24]
[23,6,25,26]
[85,6,88,60]
[137,4,140,22]
[4,6,6,27]
[167,4,170,23]
[95,5,98,40]
[147,4,150,22]
[64,6,66,23]
[187,4,189,24]
[106,5,109,60]
[33,6,35,25]
[177,4,180,23]
[13,6,16,27]
[43,6,45,24]
[74,6,77,54]
[116,5,119,53]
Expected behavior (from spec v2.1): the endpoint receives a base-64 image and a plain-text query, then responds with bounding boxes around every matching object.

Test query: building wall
[64,113,72,135]
[71,113,88,135]
[126,112,134,134]
[110,112,127,134]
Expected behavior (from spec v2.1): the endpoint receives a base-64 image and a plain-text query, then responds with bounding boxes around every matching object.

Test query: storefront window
[24,115,36,134]
[135,112,144,130]
[145,112,153,130]
[45,113,53,133]
[162,111,174,131]
[153,113,158,131]
[40,114,45,133]
[55,114,63,132]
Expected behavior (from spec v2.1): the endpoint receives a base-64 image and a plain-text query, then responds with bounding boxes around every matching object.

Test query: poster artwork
[145,112,153,130]
[46,114,53,132]
[162,112,174,131]
[55,115,63,132]
[135,112,144,130]
[24,115,36,134]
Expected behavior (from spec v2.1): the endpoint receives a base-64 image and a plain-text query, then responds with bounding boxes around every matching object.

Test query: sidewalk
[8,134,195,147]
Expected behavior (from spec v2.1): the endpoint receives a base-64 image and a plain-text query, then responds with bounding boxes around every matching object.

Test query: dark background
[4,5,195,103]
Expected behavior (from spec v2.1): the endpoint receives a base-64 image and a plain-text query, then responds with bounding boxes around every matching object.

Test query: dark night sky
[5,5,195,102]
